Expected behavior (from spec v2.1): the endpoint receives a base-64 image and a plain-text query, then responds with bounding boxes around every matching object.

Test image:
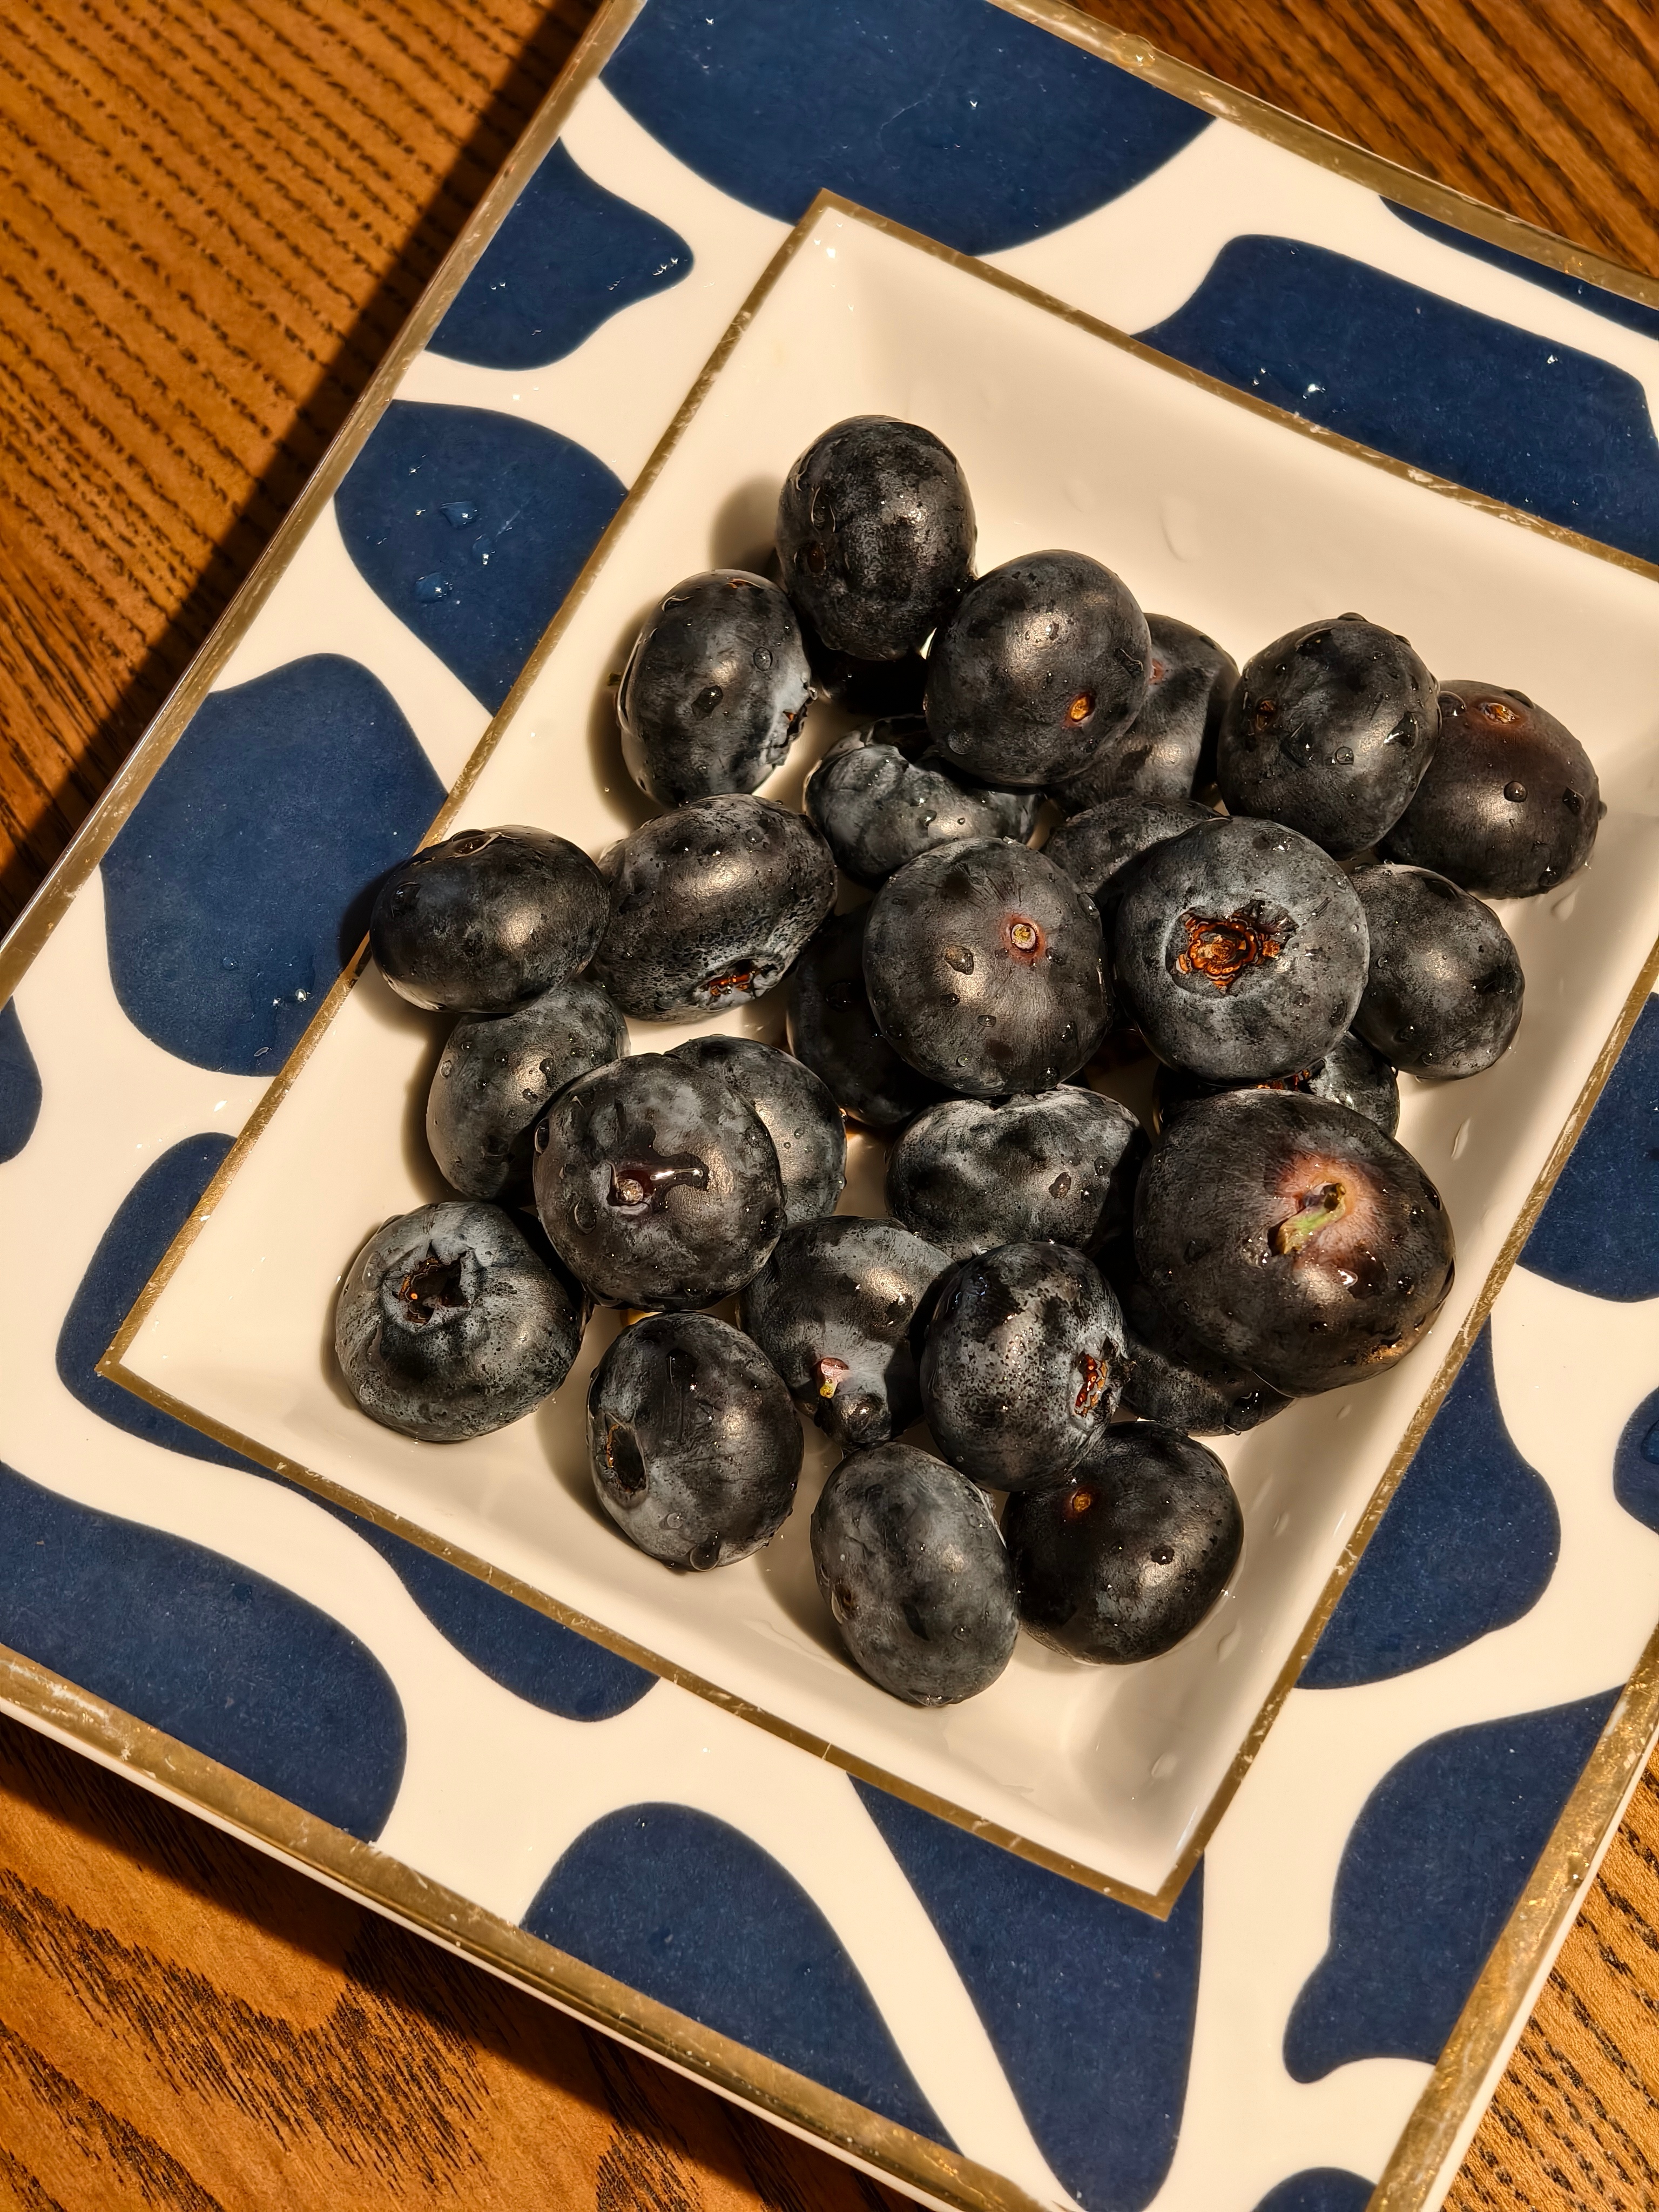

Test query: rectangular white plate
[112,198,1659,1908]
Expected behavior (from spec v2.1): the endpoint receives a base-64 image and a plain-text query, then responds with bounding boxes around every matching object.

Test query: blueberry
[617,568,813,806]
[1351,862,1524,1078]
[1118,1275,1290,1435]
[1111,816,1368,1081]
[427,977,628,1199]
[811,1443,1017,1705]
[1003,1424,1242,1663]
[805,723,1039,888]
[785,907,948,1130]
[670,1034,846,1226]
[1154,1028,1400,1138]
[370,826,609,1013]
[776,415,975,661]
[586,1311,801,1569]
[919,1241,1125,1491]
[1049,615,1238,812]
[532,1054,784,1308]
[1217,616,1439,858]
[1042,794,1215,920]
[335,1201,584,1441]
[864,839,1113,1096]
[1380,681,1602,897]
[1134,1089,1455,1395]
[590,795,835,1020]
[925,551,1151,788]
[739,1215,950,1451]
[886,1088,1145,1260]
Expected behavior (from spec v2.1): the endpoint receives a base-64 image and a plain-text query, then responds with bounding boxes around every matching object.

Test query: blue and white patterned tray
[6,4,1659,2207]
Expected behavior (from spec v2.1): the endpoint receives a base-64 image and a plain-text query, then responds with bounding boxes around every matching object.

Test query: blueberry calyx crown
[606,1148,710,1216]
[1174,906,1286,991]
[1074,1353,1110,1414]
[398,1250,471,1324]
[699,960,764,1004]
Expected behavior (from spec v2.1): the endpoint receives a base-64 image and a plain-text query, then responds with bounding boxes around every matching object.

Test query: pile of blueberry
[335,415,1602,1712]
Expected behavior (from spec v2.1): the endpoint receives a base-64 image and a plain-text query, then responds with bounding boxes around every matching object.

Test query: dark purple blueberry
[532,1054,783,1309]
[739,1215,950,1452]
[1042,794,1215,919]
[1049,615,1238,811]
[1351,863,1524,1078]
[864,839,1113,1097]
[919,1241,1125,1492]
[805,724,1038,888]
[586,1312,801,1569]
[670,1034,846,1226]
[1118,1276,1290,1435]
[785,907,949,1131]
[886,1088,1144,1260]
[811,1444,1017,1705]
[1154,1029,1400,1138]
[1380,682,1602,896]
[335,1201,584,1441]
[925,551,1151,788]
[617,568,813,806]
[1111,816,1368,1081]
[1003,1424,1242,1663]
[370,826,609,1013]
[1217,616,1439,857]
[590,795,835,1020]
[1134,1089,1455,1395]
[776,416,975,661]
[427,977,628,1200]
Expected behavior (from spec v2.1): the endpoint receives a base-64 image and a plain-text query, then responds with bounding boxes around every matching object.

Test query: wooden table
[2,1,1657,2203]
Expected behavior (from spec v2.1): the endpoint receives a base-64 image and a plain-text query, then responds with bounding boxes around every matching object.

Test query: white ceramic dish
[110,199,1659,1910]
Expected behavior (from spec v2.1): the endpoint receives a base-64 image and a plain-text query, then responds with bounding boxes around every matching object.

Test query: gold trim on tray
[0,2,1654,2207]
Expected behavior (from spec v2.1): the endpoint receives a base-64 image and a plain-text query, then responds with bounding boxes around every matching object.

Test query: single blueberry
[1134,1089,1456,1397]
[1351,864,1524,1078]
[925,551,1150,789]
[805,722,1039,888]
[590,795,835,1021]
[427,977,628,1200]
[1217,616,1439,858]
[534,1054,784,1310]
[740,1215,950,1452]
[811,1444,1017,1707]
[920,1241,1125,1492]
[670,1034,846,1227]
[1154,1029,1401,1138]
[618,569,813,805]
[1380,682,1602,897]
[864,838,1113,1097]
[335,1202,585,1441]
[785,907,949,1132]
[587,1312,802,1570]
[1111,815,1368,1082]
[1049,614,1238,812]
[370,826,609,1013]
[1003,1424,1242,1663]
[777,416,975,662]
[1117,1274,1290,1435]
[886,1088,1145,1260]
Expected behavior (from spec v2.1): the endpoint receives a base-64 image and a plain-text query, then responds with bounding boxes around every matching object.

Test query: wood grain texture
[1,0,1658,2204]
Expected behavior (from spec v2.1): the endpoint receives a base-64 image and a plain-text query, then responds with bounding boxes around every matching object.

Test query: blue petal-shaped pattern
[430,141,692,370]
[1301,1326,1559,1689]
[100,656,444,1076]
[57,1132,266,1476]
[523,1803,948,2141]
[854,1782,1201,2212]
[0,1456,406,1839]
[0,999,42,1162]
[1138,237,1659,564]
[602,0,1210,255]
[335,402,625,711]
[1252,2173,1375,2212]
[1284,1689,1618,2079]
[1522,996,1659,1301]
[1613,1384,1659,1535]
[1385,201,1659,346]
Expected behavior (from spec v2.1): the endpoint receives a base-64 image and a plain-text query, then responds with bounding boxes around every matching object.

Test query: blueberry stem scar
[606,1149,710,1215]
[815,1355,851,1399]
[1271,1180,1351,1255]
[1175,909,1285,990]
[399,1249,469,1323]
